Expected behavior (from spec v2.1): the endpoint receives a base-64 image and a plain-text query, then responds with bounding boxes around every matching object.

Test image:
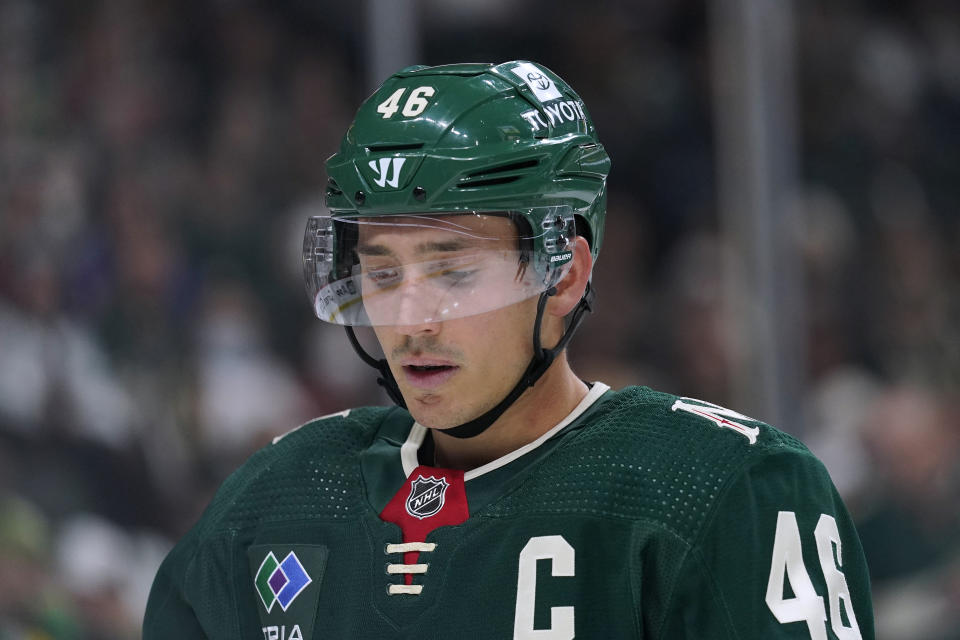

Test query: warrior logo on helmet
[368,157,406,189]
[405,475,450,519]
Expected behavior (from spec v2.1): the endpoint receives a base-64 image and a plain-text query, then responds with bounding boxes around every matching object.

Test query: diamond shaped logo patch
[254,550,313,612]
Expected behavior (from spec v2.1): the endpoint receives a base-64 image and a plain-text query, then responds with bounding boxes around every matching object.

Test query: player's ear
[546,236,592,318]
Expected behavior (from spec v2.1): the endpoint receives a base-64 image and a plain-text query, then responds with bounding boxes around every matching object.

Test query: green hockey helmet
[303,60,610,326]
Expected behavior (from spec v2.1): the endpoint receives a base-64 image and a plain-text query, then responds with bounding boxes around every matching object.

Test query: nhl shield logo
[405,475,450,520]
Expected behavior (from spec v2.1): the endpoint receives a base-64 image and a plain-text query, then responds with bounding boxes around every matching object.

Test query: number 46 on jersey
[767,511,863,639]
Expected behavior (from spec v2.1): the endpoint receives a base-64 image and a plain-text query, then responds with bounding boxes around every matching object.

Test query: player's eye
[366,267,402,288]
[438,268,476,287]
[428,259,478,287]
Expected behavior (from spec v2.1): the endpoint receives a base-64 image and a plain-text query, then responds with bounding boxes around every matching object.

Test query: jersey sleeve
[143,530,209,639]
[656,448,875,639]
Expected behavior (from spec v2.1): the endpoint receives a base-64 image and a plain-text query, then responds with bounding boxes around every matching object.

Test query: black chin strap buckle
[580,280,596,313]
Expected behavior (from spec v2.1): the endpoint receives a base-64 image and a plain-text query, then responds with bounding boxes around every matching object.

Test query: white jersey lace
[385,542,437,595]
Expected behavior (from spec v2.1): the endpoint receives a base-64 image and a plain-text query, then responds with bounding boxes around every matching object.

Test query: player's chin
[408,406,453,431]
[405,395,468,430]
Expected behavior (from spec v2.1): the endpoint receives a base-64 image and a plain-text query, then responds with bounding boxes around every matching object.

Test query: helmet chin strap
[344,282,595,440]
[345,325,407,408]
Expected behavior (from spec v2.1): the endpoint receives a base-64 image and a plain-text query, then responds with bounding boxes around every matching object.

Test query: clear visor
[303,210,576,326]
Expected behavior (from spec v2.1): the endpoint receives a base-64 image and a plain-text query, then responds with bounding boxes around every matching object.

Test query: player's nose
[392,284,442,336]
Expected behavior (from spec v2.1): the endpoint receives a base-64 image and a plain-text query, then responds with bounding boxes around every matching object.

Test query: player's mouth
[400,358,459,389]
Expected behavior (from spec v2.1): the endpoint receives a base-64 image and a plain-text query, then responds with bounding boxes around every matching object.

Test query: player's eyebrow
[356,242,391,257]
[417,239,471,253]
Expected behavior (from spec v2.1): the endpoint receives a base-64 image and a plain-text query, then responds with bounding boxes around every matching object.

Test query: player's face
[359,215,539,429]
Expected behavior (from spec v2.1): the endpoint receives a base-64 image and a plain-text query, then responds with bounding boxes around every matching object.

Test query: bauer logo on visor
[302,210,577,326]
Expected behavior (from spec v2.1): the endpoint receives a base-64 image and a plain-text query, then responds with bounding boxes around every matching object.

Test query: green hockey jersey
[143,384,874,639]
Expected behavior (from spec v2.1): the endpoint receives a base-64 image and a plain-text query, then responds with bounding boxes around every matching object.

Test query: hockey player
[144,61,874,639]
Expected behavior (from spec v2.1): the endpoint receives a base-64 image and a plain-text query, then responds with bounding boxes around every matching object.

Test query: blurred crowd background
[0,0,958,638]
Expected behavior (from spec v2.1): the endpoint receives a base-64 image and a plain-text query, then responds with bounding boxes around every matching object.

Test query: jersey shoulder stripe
[483,386,820,543]
[597,386,809,457]
[272,409,353,444]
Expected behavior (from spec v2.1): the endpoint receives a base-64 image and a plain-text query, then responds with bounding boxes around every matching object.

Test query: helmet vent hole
[455,175,522,189]
[366,143,425,152]
[465,158,540,178]
[456,158,541,189]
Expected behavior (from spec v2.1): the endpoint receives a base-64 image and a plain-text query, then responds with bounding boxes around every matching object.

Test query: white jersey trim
[400,382,610,481]
[400,424,428,477]
[272,409,351,444]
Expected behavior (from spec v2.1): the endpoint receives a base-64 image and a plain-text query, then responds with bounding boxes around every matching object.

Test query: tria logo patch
[405,474,450,519]
[254,551,313,613]
[368,157,406,188]
[247,544,326,639]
